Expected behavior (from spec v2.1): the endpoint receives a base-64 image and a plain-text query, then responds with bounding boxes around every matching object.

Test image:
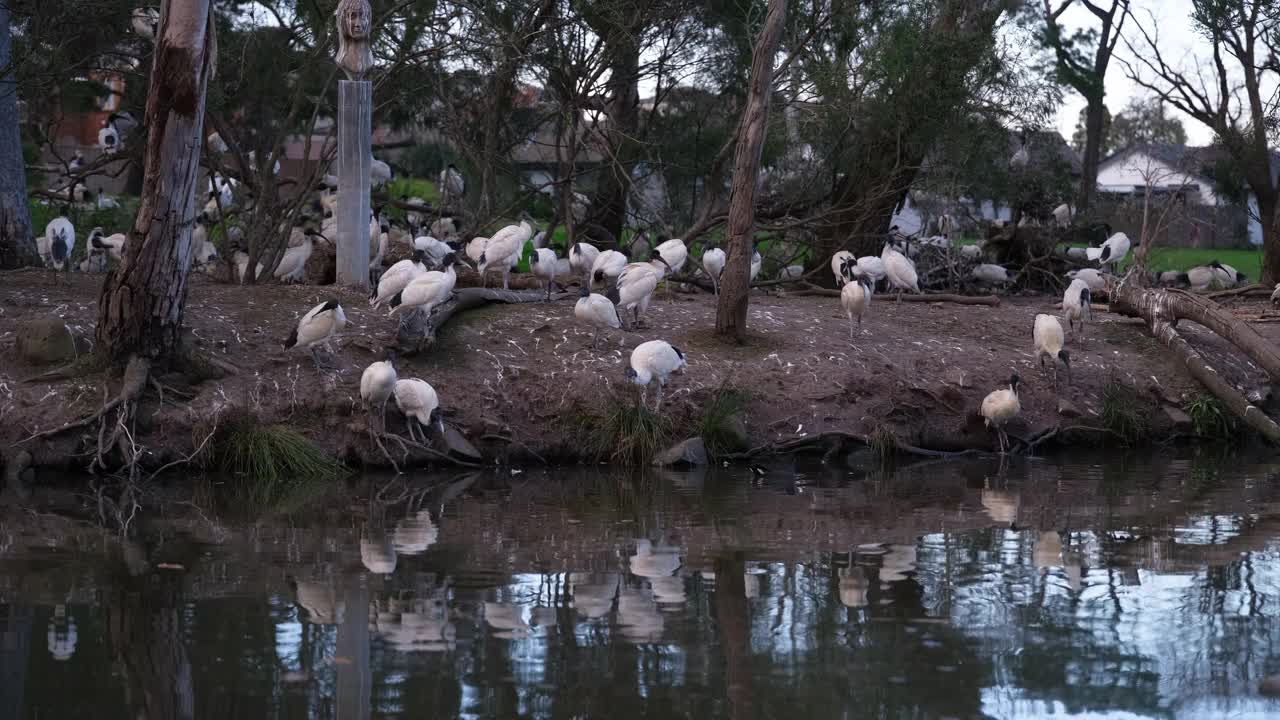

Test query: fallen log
[395,287,571,355]
[1114,286,1280,381]
[1110,284,1280,443]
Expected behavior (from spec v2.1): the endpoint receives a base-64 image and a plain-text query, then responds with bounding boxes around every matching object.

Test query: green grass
[1137,247,1261,280]
[215,412,346,506]
[385,177,440,205]
[1186,393,1234,440]
[564,395,672,466]
[1061,236,1261,280]
[29,198,139,262]
[1101,376,1150,444]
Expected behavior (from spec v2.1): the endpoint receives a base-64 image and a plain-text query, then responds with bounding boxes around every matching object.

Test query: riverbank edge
[0,370,1216,492]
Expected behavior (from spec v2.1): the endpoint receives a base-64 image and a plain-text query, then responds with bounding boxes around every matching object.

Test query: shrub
[214,411,345,505]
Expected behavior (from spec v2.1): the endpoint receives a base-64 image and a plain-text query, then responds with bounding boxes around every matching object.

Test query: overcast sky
[1052,0,1216,147]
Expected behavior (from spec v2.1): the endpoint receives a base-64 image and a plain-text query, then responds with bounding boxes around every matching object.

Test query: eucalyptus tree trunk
[0,4,35,268]
[96,1,216,363]
[715,0,787,341]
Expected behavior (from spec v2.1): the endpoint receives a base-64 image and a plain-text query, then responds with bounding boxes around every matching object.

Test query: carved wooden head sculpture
[335,0,374,81]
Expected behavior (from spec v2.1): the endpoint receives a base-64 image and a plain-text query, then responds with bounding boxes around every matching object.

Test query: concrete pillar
[337,80,371,288]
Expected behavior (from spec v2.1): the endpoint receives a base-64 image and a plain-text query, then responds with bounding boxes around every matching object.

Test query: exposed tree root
[1110,285,1280,443]
[16,356,151,447]
[375,431,484,468]
[395,287,572,355]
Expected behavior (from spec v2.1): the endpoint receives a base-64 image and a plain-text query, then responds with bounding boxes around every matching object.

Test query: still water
[4,452,1280,719]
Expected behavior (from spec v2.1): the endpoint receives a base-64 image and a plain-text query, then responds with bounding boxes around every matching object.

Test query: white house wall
[1095,151,1217,204]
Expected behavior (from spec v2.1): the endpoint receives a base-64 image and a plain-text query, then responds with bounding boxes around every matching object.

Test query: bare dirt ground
[1,267,1275,477]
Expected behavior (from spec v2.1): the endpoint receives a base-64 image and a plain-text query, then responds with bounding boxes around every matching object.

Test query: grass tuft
[214,411,345,505]
[699,384,749,455]
[868,423,899,463]
[1186,393,1234,440]
[564,395,672,466]
[1101,375,1150,444]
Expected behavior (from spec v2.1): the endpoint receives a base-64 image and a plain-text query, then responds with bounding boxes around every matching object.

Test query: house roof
[1100,142,1280,184]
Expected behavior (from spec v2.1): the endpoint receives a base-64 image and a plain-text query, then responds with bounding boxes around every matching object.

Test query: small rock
[948,368,971,388]
[1057,398,1083,418]
[1163,405,1193,432]
[16,317,76,365]
[652,437,709,467]
[722,413,749,449]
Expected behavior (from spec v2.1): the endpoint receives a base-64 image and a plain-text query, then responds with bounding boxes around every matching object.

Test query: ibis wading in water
[981,374,1021,454]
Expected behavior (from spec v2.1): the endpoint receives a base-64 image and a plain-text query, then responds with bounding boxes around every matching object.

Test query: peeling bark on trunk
[715,0,787,341]
[0,4,35,268]
[96,1,216,364]
[1110,284,1280,442]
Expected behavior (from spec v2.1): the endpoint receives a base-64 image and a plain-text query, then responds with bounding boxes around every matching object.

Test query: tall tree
[819,0,1014,262]
[96,0,217,362]
[1070,103,1110,154]
[716,0,786,341]
[0,3,35,267]
[1038,0,1128,213]
[1108,95,1187,151]
[1125,0,1280,282]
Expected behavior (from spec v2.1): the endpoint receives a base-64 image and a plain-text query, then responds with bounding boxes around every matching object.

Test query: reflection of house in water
[45,605,77,661]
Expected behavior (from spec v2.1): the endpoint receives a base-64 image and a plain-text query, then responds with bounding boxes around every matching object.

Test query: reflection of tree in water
[0,603,33,718]
[937,526,1280,715]
[105,562,195,719]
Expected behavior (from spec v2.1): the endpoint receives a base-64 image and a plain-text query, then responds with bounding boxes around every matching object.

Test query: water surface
[3,451,1280,719]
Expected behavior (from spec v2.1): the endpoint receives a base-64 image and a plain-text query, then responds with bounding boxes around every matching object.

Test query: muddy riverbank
[1,267,1274,485]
